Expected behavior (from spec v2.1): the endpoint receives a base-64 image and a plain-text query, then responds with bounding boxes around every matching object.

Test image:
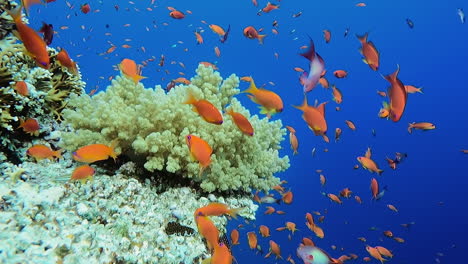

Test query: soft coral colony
[0,0,290,262]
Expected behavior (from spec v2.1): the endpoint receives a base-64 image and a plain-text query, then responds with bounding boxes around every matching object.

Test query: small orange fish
[370,178,379,200]
[345,120,356,130]
[199,62,218,70]
[73,142,118,163]
[118,58,146,83]
[407,122,435,133]
[393,237,405,243]
[339,188,352,198]
[214,46,221,57]
[195,215,219,250]
[355,195,362,204]
[243,78,283,118]
[383,230,393,238]
[366,246,386,264]
[334,128,342,142]
[319,77,329,89]
[323,29,331,43]
[264,206,275,215]
[7,6,50,68]
[265,240,282,259]
[247,231,258,249]
[357,32,379,71]
[387,204,398,212]
[169,10,185,19]
[294,67,305,72]
[184,91,223,124]
[18,118,40,136]
[356,3,366,7]
[243,26,266,44]
[327,193,342,204]
[27,144,62,161]
[14,81,29,96]
[332,85,343,104]
[375,246,393,258]
[282,191,293,204]
[405,85,423,94]
[259,225,270,237]
[286,126,298,154]
[376,90,387,97]
[262,2,279,13]
[226,109,254,136]
[293,97,328,141]
[71,165,95,183]
[230,229,240,245]
[357,147,383,174]
[56,48,78,75]
[195,203,242,218]
[333,70,348,78]
[173,77,191,85]
[194,31,203,44]
[186,134,212,177]
[209,24,225,36]
[319,174,326,186]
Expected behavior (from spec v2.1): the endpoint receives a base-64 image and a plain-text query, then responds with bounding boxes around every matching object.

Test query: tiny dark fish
[166,81,176,92]
[406,18,414,28]
[292,11,302,18]
[344,27,350,37]
[39,22,53,45]
[220,24,230,43]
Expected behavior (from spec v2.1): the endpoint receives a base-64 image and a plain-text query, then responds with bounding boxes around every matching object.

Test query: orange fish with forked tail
[356,32,379,71]
[370,178,380,200]
[71,165,95,183]
[195,203,242,219]
[56,48,78,75]
[265,240,282,259]
[119,58,146,83]
[293,96,328,142]
[18,118,40,136]
[195,215,219,250]
[73,142,118,163]
[243,26,266,44]
[7,6,50,68]
[226,109,254,136]
[186,134,212,177]
[27,144,62,161]
[243,78,283,118]
[184,91,223,124]
[357,147,383,175]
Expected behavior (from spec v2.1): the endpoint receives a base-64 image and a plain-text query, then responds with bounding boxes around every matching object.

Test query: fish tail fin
[17,117,25,129]
[407,122,415,133]
[292,96,308,111]
[258,34,266,44]
[53,149,63,159]
[356,32,368,44]
[417,87,424,94]
[184,90,197,105]
[228,207,244,219]
[132,74,146,84]
[378,169,384,175]
[109,139,119,162]
[7,6,23,22]
[243,78,258,94]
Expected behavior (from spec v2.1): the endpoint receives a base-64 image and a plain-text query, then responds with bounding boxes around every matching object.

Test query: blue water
[28,0,468,263]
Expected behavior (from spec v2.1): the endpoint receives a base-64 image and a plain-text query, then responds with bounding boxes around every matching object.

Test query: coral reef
[0,160,257,264]
[61,65,289,192]
[0,5,85,162]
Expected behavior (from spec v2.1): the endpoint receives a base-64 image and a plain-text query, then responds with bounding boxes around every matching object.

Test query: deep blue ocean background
[26,0,468,263]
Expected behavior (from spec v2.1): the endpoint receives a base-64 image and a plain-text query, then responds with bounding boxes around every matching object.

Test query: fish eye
[307,255,314,260]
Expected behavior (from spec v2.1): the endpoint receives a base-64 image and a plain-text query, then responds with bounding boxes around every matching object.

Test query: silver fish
[458,8,465,23]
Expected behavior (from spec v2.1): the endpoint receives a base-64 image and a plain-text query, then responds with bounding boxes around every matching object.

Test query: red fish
[186,134,212,177]
[384,65,407,122]
[357,32,379,71]
[81,3,91,14]
[293,96,328,142]
[7,6,50,68]
[14,81,29,96]
[73,142,118,163]
[243,26,266,44]
[226,109,254,136]
[56,49,77,75]
[17,118,40,136]
[184,92,223,124]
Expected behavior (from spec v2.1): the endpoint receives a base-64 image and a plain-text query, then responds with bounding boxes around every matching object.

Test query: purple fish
[300,38,325,93]
[39,22,54,45]
[220,24,231,43]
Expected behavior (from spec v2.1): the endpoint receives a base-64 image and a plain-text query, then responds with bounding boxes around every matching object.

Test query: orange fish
[247,231,258,250]
[375,246,393,258]
[18,118,40,136]
[265,240,282,259]
[214,46,221,57]
[357,147,383,174]
[286,126,298,154]
[384,65,407,122]
[293,96,328,142]
[173,77,191,85]
[332,85,343,104]
[195,215,219,250]
[405,85,423,94]
[199,62,218,70]
[282,191,293,204]
[370,178,379,200]
[209,24,225,36]
[27,144,62,161]
[184,91,223,124]
[383,230,393,238]
[407,122,435,133]
[339,188,352,198]
[243,78,283,118]
[71,165,95,183]
[186,134,212,177]
[226,109,254,136]
[357,32,379,71]
[262,2,279,13]
[195,203,242,219]
[387,204,398,212]
[7,6,50,68]
[333,70,348,78]
[118,58,146,83]
[73,142,118,164]
[366,246,386,264]
[334,128,342,142]
[356,3,366,6]
[230,229,240,245]
[264,206,275,215]
[376,90,387,97]
[319,77,329,89]
[323,29,331,43]
[301,237,315,247]
[345,120,356,130]
[319,174,326,186]
[14,81,29,96]
[243,26,266,44]
[211,242,233,264]
[393,237,405,243]
[56,48,78,75]
[355,195,362,204]
[327,193,342,204]
[194,31,203,44]
[169,10,185,19]
[259,225,270,237]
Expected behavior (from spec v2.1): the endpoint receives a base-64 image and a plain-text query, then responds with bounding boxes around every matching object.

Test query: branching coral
[61,65,289,192]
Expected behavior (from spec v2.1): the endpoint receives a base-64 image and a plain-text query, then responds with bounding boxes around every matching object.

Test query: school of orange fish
[10,0,468,263]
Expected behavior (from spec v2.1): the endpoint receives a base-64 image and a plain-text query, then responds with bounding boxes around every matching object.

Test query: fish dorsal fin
[300,38,316,61]
[244,77,258,94]
[316,102,327,117]
[292,96,309,112]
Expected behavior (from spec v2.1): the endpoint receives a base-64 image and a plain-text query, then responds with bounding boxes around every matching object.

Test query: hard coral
[61,65,289,192]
